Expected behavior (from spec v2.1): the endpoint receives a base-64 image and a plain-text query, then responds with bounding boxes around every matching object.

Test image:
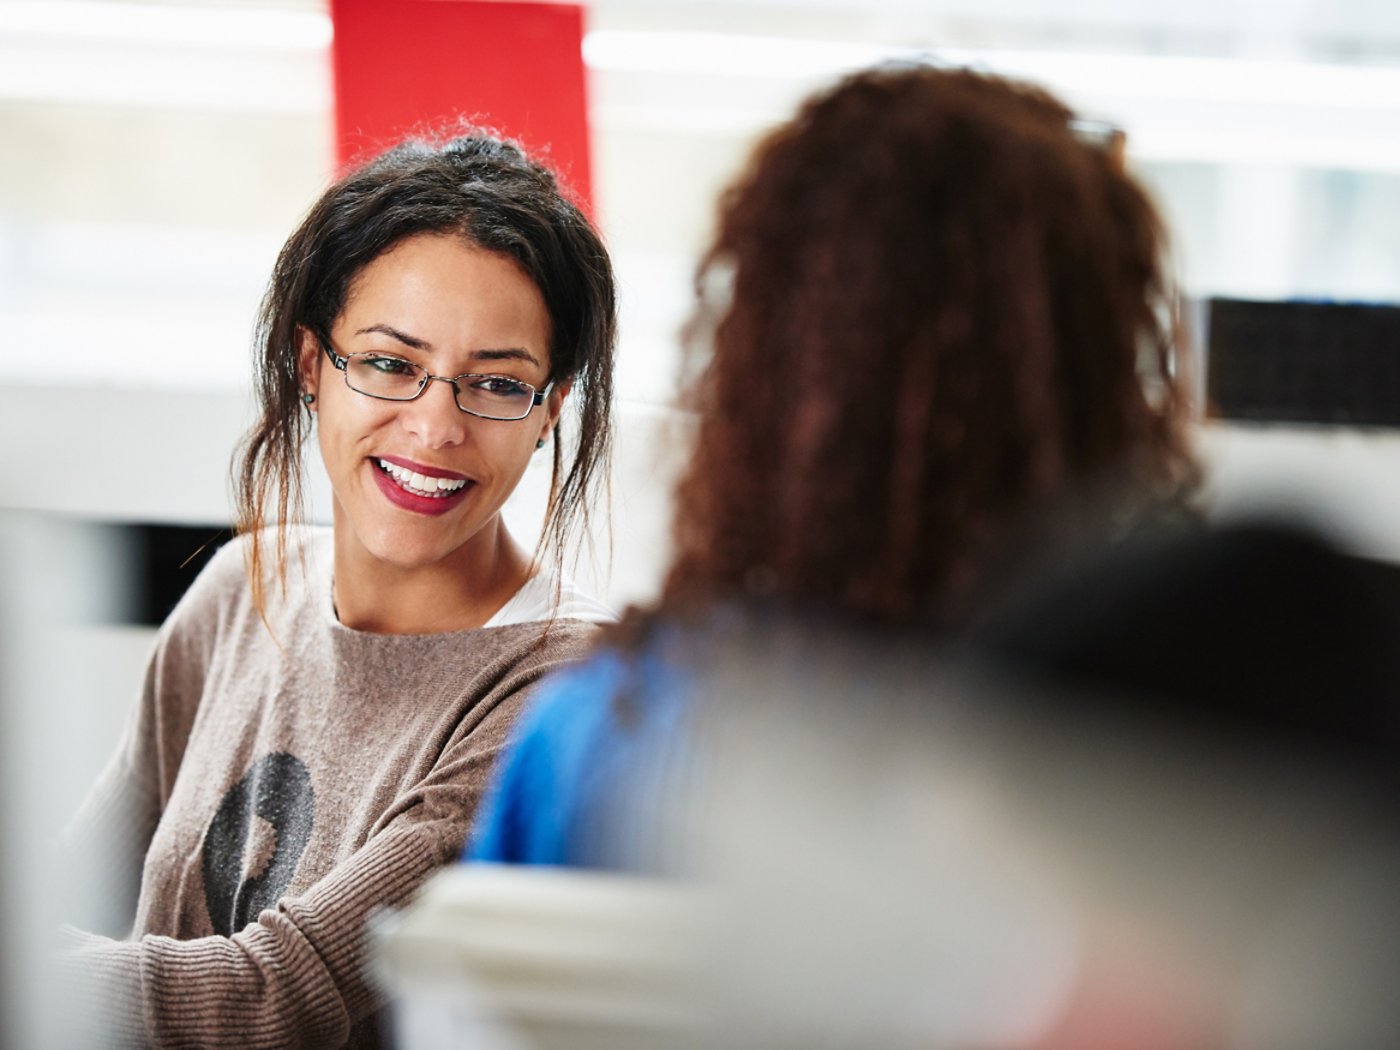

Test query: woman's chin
[368,534,472,575]
[338,505,506,580]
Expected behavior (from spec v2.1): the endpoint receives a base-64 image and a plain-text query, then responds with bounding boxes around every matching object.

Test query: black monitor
[1206,297,1400,427]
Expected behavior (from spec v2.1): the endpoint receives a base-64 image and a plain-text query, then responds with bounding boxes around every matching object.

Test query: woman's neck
[330,519,534,634]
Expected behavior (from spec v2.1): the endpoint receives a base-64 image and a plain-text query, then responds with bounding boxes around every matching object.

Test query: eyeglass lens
[344,353,538,420]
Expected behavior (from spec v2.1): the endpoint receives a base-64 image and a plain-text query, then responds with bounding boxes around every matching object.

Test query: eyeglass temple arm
[318,335,349,371]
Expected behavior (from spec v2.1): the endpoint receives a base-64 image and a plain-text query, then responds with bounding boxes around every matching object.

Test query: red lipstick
[369,457,473,516]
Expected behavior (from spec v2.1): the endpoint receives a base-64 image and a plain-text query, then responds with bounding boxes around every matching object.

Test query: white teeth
[376,459,468,497]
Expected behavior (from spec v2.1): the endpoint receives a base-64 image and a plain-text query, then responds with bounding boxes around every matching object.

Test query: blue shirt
[467,642,693,869]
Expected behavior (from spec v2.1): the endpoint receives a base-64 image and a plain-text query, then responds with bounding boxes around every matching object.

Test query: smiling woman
[301,234,564,633]
[56,131,617,1048]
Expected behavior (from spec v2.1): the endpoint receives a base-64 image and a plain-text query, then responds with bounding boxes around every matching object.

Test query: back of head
[663,64,1193,627]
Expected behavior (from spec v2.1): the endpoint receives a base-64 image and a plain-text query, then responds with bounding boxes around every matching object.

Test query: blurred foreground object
[0,512,127,1047]
[377,866,703,1050]
[382,518,1400,1050]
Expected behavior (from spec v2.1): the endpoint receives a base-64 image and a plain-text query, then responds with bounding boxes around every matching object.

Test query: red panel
[330,0,592,212]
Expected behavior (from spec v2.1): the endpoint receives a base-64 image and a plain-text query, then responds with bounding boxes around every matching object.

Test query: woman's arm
[57,621,596,1049]
[58,688,524,1048]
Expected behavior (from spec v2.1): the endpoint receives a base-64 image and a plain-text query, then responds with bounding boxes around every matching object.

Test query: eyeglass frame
[315,332,553,421]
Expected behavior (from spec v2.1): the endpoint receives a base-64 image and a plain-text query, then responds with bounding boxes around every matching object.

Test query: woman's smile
[369,455,475,515]
[372,453,476,515]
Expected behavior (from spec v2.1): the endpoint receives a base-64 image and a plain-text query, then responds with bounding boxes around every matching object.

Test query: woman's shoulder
[535,645,636,706]
[487,648,639,795]
[516,637,689,743]
[165,525,331,632]
[465,639,691,865]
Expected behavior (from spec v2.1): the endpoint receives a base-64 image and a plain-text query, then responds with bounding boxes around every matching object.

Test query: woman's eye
[363,354,417,376]
[473,376,531,398]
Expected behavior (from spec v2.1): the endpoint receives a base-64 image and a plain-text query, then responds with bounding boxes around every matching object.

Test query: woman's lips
[370,457,473,516]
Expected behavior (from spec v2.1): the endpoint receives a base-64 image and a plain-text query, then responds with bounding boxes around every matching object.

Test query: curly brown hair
[658,63,1194,628]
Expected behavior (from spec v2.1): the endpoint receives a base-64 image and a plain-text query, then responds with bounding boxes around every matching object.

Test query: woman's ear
[296,326,321,403]
[541,378,572,442]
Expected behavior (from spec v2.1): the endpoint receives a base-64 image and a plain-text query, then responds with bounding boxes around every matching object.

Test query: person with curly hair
[59,129,617,1047]
[467,62,1196,868]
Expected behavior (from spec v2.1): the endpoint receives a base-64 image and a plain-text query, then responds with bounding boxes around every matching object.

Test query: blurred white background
[3,0,1400,763]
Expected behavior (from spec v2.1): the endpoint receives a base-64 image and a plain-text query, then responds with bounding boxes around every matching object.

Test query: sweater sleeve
[58,625,592,1049]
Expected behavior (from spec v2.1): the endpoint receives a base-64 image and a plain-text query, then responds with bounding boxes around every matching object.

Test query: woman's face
[299,232,562,579]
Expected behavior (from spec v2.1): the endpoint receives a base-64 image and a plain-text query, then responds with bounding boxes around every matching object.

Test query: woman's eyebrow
[355,323,430,350]
[355,325,540,367]
[470,347,541,367]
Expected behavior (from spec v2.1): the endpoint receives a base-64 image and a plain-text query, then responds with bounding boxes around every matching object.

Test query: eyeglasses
[318,335,551,421]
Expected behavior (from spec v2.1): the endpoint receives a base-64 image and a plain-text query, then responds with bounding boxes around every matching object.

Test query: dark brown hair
[235,130,616,612]
[657,64,1194,629]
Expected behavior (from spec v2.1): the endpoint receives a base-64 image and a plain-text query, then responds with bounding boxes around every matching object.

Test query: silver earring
[302,392,316,405]
[535,438,546,450]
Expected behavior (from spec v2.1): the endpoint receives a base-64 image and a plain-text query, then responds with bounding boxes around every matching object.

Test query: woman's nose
[399,376,468,448]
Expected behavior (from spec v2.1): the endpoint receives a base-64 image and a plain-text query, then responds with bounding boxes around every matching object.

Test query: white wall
[5,0,1400,790]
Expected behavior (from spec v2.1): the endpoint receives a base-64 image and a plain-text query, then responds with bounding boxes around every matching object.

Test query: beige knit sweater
[59,529,602,1048]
